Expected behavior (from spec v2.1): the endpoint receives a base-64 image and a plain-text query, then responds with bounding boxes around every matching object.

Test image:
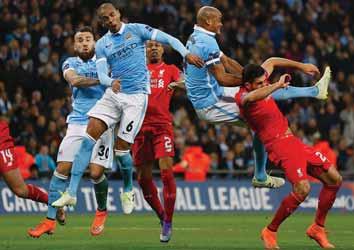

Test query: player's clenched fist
[185,53,204,68]
[112,79,121,93]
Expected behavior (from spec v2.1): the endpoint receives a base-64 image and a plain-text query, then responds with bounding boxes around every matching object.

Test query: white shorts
[87,88,148,144]
[57,124,114,169]
[195,87,245,126]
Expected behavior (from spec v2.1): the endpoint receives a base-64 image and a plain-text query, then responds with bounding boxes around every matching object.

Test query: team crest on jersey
[125,32,132,40]
[63,63,70,70]
[158,69,165,77]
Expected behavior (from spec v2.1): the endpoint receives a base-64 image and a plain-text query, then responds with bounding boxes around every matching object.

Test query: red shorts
[267,136,332,184]
[132,124,175,166]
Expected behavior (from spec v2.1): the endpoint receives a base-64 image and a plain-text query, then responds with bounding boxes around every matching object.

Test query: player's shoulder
[194,31,216,44]
[128,23,151,29]
[165,63,180,72]
[96,33,110,47]
[235,87,248,105]
[62,56,78,71]
[63,56,77,64]
[127,23,154,33]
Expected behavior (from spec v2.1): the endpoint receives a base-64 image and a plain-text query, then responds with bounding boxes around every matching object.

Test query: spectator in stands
[34,145,56,174]
[173,146,211,182]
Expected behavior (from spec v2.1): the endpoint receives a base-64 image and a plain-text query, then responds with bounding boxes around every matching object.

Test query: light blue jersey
[95,22,190,94]
[62,56,106,125]
[185,25,224,109]
[95,23,154,94]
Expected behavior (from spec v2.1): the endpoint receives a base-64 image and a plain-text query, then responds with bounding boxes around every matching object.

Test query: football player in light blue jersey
[52,3,204,222]
[184,6,331,188]
[29,27,114,238]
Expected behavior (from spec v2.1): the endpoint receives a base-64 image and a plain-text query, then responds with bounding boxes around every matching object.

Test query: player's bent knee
[87,117,107,140]
[115,138,131,151]
[293,180,311,197]
[159,157,173,170]
[89,165,105,181]
[90,171,103,181]
[140,170,153,180]
[327,166,343,186]
[56,162,72,176]
[332,174,343,187]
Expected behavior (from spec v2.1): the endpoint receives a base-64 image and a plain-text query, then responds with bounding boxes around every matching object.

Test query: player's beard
[79,50,95,61]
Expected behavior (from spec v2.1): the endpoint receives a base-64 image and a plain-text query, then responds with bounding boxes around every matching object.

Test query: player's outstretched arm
[242,74,290,105]
[64,69,99,88]
[153,30,204,68]
[220,53,243,76]
[208,63,242,87]
[261,57,320,76]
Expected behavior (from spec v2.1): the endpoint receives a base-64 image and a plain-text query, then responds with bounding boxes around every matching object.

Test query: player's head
[97,3,121,33]
[242,64,269,90]
[146,40,164,64]
[74,26,95,61]
[196,6,223,35]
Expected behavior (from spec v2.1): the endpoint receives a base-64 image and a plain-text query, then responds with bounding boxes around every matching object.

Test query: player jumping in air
[52,3,203,209]
[132,40,182,243]
[0,119,57,218]
[29,27,114,237]
[184,6,330,188]
[235,64,341,249]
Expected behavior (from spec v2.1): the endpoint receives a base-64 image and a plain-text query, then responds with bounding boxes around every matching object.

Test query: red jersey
[0,120,14,150]
[235,87,289,145]
[144,62,180,125]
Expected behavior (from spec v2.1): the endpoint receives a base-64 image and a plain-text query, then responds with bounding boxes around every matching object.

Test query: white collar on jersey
[77,54,96,63]
[108,22,126,36]
[194,25,216,36]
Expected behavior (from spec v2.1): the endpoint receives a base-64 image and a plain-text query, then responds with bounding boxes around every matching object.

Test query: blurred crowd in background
[0,0,353,180]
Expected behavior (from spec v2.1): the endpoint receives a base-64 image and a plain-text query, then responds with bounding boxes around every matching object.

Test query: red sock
[268,192,305,232]
[26,184,48,204]
[138,177,164,220]
[161,169,176,223]
[315,183,341,227]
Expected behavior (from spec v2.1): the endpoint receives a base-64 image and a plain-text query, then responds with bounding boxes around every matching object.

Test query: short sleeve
[62,57,76,77]
[95,39,106,60]
[235,88,248,107]
[170,65,182,82]
[132,23,156,41]
[202,38,221,67]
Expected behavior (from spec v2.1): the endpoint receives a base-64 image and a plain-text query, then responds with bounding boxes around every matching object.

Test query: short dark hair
[242,64,265,84]
[75,26,94,35]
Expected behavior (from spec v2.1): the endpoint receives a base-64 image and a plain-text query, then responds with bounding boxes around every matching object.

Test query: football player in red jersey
[131,40,182,243]
[235,64,342,249]
[0,119,65,222]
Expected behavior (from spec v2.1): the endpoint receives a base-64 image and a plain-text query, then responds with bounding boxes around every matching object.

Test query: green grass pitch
[1,213,353,250]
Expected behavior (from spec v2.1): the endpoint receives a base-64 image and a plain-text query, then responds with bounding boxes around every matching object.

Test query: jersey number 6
[126,121,134,132]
